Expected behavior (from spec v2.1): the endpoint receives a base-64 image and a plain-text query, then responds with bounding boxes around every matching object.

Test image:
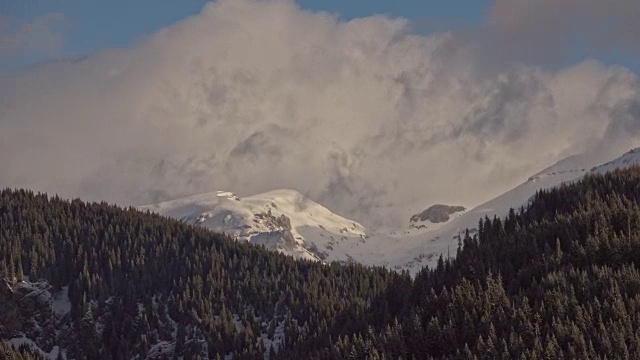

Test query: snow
[592,148,640,174]
[15,278,51,301]
[261,319,285,360]
[306,147,640,275]
[9,336,63,360]
[141,148,640,276]
[360,147,640,274]
[147,341,175,358]
[6,280,71,359]
[140,189,366,262]
[233,314,243,332]
[13,278,71,319]
[52,285,70,316]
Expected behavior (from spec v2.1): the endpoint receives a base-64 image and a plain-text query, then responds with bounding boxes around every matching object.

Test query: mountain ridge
[139,189,366,263]
[140,147,640,274]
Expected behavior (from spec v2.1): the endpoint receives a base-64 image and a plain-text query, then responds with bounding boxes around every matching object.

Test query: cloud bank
[1,0,639,226]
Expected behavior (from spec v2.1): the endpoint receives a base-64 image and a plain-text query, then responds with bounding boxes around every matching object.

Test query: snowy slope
[139,189,366,262]
[141,148,640,275]
[467,148,640,233]
[592,148,640,174]
[366,147,640,274]
[5,277,69,360]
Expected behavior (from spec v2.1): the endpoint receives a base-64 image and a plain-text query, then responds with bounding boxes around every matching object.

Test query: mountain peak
[215,191,240,201]
[140,189,366,262]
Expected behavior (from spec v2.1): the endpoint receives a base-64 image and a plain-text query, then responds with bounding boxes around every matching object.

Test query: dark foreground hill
[3,167,640,359]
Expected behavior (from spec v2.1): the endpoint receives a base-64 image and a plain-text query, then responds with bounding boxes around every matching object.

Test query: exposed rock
[410,204,466,224]
[254,211,292,231]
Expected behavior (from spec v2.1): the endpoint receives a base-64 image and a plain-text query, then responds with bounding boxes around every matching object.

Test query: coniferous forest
[3,167,640,358]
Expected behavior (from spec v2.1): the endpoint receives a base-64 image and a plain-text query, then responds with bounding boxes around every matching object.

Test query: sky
[1,0,640,227]
[1,0,492,70]
[2,0,637,71]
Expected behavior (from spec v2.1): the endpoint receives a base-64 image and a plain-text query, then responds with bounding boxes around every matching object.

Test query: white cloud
[0,0,639,227]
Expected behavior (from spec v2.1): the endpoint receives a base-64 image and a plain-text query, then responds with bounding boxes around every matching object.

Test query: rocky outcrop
[410,205,466,224]
[254,210,292,231]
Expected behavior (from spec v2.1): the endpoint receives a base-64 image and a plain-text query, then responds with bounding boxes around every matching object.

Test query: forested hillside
[3,167,640,359]
[294,166,640,359]
[0,189,398,359]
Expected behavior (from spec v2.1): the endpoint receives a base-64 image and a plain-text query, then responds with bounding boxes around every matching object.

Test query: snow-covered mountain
[376,147,640,274]
[463,147,640,235]
[139,189,366,263]
[141,148,640,275]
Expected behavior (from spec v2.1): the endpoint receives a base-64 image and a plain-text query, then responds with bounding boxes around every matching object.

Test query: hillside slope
[139,189,366,263]
[373,148,640,273]
[5,166,640,358]
[0,189,396,359]
[285,165,640,358]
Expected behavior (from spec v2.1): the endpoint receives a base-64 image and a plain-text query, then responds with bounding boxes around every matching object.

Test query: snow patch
[52,285,70,316]
[260,319,285,359]
[9,336,64,360]
[147,341,175,359]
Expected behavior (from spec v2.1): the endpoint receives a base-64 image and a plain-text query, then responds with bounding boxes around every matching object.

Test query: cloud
[487,0,640,63]
[0,0,639,227]
[0,13,68,57]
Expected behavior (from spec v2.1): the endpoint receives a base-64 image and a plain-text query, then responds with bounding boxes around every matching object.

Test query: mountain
[142,148,640,275]
[460,147,640,231]
[138,190,465,271]
[5,166,640,358]
[0,189,397,359]
[382,147,640,273]
[317,162,640,359]
[139,189,366,263]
